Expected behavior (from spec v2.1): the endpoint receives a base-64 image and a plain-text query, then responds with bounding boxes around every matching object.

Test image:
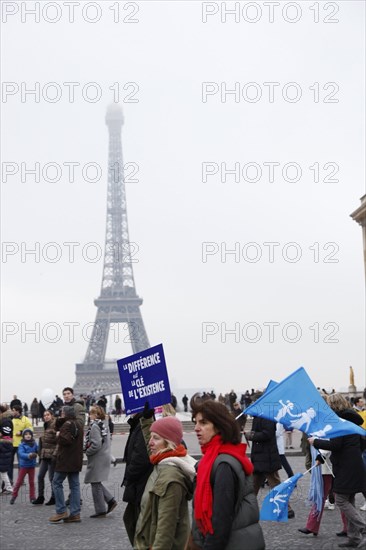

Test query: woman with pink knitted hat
[134,411,197,550]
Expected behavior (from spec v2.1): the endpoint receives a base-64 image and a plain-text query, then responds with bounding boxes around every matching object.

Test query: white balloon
[41,388,55,408]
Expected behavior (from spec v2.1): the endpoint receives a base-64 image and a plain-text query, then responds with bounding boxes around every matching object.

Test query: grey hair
[62,405,76,418]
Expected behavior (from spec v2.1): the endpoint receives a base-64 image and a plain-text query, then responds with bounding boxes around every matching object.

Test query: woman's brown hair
[190,397,241,444]
[89,405,106,420]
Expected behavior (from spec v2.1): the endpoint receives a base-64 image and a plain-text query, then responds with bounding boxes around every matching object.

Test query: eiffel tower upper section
[74,106,150,396]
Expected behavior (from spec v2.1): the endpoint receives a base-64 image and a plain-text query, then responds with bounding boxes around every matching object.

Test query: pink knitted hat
[150,416,183,446]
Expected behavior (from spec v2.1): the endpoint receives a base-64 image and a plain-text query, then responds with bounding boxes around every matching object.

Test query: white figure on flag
[274,400,295,422]
[310,424,333,438]
[288,407,316,432]
[260,473,303,522]
[275,400,316,433]
[269,491,289,515]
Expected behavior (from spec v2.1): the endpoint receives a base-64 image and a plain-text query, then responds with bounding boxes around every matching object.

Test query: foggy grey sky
[1,1,365,405]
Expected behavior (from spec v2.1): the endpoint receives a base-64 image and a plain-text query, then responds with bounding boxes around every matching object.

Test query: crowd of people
[0,387,365,549]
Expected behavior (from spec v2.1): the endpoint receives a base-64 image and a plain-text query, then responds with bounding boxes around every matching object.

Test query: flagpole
[302,463,319,476]
[305,449,335,478]
[320,454,335,477]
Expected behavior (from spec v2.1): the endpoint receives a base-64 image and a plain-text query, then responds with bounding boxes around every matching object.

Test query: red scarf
[194,434,254,535]
[149,444,187,465]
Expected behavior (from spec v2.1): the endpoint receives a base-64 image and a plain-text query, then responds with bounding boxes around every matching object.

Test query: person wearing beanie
[134,407,196,550]
[10,428,38,504]
[150,416,183,445]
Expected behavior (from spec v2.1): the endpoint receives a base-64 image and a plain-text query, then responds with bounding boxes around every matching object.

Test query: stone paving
[1,433,365,550]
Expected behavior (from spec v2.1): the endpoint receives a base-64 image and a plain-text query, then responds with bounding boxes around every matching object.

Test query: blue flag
[244,367,366,438]
[308,446,324,516]
[260,473,303,522]
[264,379,278,393]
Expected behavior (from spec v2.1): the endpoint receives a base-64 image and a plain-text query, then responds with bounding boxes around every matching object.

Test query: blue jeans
[52,471,80,516]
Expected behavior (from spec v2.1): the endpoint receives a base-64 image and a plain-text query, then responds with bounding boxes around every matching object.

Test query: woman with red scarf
[190,400,265,550]
[134,415,196,550]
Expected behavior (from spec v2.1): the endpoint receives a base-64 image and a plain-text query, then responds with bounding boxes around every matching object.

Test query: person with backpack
[84,405,117,518]
[48,405,83,524]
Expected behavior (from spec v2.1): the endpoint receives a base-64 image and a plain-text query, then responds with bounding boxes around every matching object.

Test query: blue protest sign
[117,343,171,415]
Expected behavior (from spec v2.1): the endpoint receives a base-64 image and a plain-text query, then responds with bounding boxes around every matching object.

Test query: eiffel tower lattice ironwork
[74,105,150,397]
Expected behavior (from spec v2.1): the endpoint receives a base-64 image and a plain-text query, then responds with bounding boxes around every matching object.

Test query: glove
[244,431,254,441]
[142,401,155,419]
[316,453,325,464]
[28,453,37,459]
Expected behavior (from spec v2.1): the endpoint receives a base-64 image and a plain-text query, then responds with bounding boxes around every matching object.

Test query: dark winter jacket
[63,398,86,430]
[39,420,57,460]
[0,438,13,473]
[30,400,39,417]
[313,408,366,495]
[249,417,282,473]
[122,413,153,505]
[191,455,265,550]
[18,440,38,468]
[0,412,13,472]
[54,417,83,473]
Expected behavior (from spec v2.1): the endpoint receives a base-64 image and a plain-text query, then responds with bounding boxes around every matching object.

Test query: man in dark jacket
[121,412,153,545]
[49,406,83,524]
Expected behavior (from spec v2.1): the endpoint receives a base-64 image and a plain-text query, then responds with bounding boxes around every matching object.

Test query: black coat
[0,440,12,473]
[54,417,83,473]
[249,417,282,474]
[0,414,13,472]
[313,408,366,495]
[122,414,153,505]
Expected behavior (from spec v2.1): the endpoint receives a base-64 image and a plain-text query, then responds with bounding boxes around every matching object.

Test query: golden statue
[349,366,355,386]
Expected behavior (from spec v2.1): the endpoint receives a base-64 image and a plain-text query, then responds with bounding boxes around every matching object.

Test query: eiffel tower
[74,105,150,397]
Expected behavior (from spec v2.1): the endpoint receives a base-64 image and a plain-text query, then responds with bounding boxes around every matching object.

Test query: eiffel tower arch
[74,105,150,398]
